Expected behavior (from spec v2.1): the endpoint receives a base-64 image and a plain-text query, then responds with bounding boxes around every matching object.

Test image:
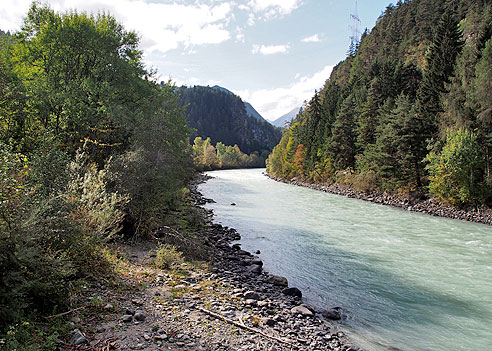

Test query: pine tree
[417,11,464,131]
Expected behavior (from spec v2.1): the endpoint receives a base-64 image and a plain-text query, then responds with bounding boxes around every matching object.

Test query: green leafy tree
[426,128,484,204]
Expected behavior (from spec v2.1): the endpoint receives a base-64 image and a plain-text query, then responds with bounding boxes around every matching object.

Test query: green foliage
[267,1,492,204]
[426,128,484,204]
[0,144,127,330]
[192,137,265,170]
[153,244,184,270]
[178,86,281,155]
[0,2,194,336]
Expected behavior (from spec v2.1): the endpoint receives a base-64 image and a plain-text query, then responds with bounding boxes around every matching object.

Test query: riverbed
[199,168,492,351]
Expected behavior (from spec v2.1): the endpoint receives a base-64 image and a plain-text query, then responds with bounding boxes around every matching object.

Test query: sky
[0,0,392,121]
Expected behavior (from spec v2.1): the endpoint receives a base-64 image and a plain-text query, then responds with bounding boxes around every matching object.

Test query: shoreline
[266,173,492,226]
[62,173,362,351]
[192,174,363,351]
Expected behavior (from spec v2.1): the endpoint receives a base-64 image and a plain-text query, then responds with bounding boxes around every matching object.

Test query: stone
[96,327,106,333]
[250,258,263,267]
[245,299,257,306]
[248,264,262,274]
[255,250,261,254]
[125,308,135,315]
[104,303,114,311]
[231,203,236,206]
[268,275,288,287]
[261,317,276,326]
[70,329,88,345]
[322,307,342,320]
[243,291,261,300]
[291,305,314,317]
[282,287,302,298]
[122,314,133,323]
[257,301,269,307]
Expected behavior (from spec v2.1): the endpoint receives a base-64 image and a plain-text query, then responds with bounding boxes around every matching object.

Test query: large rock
[290,305,314,317]
[250,258,263,267]
[282,287,302,298]
[243,291,261,300]
[248,264,262,274]
[268,275,288,287]
[322,307,342,320]
[70,329,88,345]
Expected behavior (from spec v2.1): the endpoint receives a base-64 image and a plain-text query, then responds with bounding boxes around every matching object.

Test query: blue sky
[1,0,392,120]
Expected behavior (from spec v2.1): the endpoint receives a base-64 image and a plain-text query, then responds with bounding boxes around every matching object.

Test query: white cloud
[0,0,232,53]
[301,33,321,43]
[236,65,334,121]
[0,0,33,31]
[252,44,290,55]
[247,0,301,18]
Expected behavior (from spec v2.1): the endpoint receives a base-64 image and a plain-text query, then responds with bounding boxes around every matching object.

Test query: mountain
[178,86,281,154]
[272,107,301,128]
[211,85,268,123]
[267,0,492,206]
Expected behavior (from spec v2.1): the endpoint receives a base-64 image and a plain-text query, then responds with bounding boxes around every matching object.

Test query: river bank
[55,175,360,351]
[266,173,492,226]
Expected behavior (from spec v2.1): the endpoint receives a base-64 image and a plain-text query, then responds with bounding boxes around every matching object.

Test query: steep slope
[179,86,281,154]
[272,107,301,128]
[267,0,492,205]
[211,85,268,123]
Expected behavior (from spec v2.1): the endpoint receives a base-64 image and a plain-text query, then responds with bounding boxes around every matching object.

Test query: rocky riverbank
[267,174,492,226]
[60,176,360,351]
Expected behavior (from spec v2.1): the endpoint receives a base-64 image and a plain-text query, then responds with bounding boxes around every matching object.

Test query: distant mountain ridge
[211,85,268,123]
[272,107,301,127]
[178,85,281,154]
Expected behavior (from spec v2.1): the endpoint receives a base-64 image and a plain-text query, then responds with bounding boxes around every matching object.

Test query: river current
[198,168,492,351]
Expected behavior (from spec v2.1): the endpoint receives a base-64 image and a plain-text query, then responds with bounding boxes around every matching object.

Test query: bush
[0,145,127,330]
[153,244,184,270]
[426,128,485,205]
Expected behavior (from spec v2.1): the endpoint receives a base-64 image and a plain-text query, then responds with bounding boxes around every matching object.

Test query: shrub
[0,145,127,330]
[153,244,184,270]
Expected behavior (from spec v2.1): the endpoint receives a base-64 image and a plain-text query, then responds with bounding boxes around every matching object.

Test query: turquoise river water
[199,168,492,351]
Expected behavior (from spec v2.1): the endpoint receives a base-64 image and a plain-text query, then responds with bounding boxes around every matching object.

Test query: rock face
[282,287,302,298]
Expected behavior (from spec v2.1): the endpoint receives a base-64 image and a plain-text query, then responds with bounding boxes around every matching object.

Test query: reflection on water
[199,169,492,351]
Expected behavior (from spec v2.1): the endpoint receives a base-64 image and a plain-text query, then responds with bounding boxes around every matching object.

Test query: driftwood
[42,306,86,319]
[198,307,293,345]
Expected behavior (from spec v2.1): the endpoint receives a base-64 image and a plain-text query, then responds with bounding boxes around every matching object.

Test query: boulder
[322,307,342,320]
[70,329,88,345]
[268,275,288,287]
[243,291,261,300]
[248,264,262,274]
[282,287,302,298]
[134,311,146,321]
[290,305,314,317]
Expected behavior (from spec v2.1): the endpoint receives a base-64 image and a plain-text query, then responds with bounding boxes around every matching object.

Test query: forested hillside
[267,0,492,206]
[179,86,281,155]
[0,3,193,331]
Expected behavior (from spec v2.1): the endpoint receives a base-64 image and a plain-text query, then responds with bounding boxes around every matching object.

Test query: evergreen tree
[330,96,357,170]
[417,11,464,134]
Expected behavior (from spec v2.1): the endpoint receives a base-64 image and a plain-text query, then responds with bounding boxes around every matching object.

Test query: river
[198,168,492,351]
